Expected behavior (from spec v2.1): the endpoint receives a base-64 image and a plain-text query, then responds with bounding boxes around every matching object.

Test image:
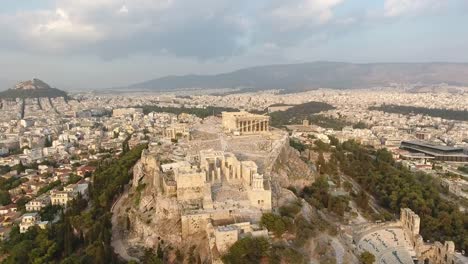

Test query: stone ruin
[350,208,467,264]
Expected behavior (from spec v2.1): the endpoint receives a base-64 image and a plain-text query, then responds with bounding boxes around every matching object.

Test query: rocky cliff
[113,137,316,262]
[271,141,315,189]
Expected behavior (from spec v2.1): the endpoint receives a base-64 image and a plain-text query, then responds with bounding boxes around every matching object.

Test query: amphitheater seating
[357,228,415,264]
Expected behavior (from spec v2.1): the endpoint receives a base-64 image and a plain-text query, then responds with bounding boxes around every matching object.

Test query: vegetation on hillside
[269,101,335,127]
[222,236,270,264]
[369,104,468,121]
[359,251,376,264]
[301,175,350,220]
[308,115,354,130]
[0,144,147,263]
[457,166,468,174]
[0,88,67,99]
[321,139,468,253]
[138,105,238,118]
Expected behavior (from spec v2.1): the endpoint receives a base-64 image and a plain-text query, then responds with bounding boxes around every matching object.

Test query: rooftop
[402,140,464,152]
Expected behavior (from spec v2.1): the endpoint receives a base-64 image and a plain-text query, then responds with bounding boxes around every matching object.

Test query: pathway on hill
[111,186,139,262]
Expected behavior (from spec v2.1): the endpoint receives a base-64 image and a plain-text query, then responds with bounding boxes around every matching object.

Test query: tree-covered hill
[269,101,335,127]
[327,140,468,253]
[0,144,147,263]
[0,87,68,99]
[0,79,67,99]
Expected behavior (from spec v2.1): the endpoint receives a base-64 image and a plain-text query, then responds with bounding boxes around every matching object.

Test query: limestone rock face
[132,161,144,187]
[15,79,51,90]
[129,195,182,247]
[115,133,315,262]
[271,142,315,189]
[117,148,201,260]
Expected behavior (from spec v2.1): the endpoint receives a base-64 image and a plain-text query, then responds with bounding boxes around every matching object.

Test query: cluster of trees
[139,105,238,118]
[0,165,10,175]
[129,246,164,264]
[260,213,287,237]
[458,166,468,174]
[325,139,467,253]
[37,180,61,196]
[289,139,307,152]
[222,235,307,264]
[0,87,68,100]
[222,237,270,264]
[359,251,376,264]
[2,194,88,263]
[226,197,334,263]
[0,144,147,263]
[301,176,350,219]
[353,121,368,129]
[369,104,468,121]
[307,115,353,130]
[269,101,335,127]
[0,176,29,206]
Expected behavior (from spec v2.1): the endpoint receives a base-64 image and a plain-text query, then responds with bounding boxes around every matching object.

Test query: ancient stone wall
[181,213,211,238]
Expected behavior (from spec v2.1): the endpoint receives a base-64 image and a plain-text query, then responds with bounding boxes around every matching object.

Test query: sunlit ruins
[111,112,295,262]
[349,208,466,264]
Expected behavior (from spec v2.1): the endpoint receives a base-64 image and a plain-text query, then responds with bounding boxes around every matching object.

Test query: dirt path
[330,237,345,264]
[341,174,383,214]
[111,187,139,262]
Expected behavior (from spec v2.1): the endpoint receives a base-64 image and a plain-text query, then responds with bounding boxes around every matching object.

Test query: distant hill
[0,79,67,99]
[123,62,468,92]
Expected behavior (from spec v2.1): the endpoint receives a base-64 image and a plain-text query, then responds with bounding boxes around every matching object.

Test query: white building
[19,213,49,233]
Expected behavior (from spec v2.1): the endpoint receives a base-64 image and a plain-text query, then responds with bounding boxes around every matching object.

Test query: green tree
[359,251,375,264]
[356,190,370,212]
[316,152,327,175]
[6,240,34,264]
[0,190,11,205]
[223,237,270,264]
[260,213,286,237]
[302,176,329,209]
[12,161,25,173]
[142,248,163,264]
[44,136,52,147]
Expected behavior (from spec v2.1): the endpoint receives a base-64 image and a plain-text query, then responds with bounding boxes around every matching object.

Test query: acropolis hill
[111,112,314,262]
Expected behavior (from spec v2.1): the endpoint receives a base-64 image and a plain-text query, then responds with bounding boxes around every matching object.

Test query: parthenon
[222,111,270,135]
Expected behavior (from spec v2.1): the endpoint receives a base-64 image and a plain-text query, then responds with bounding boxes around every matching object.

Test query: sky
[0,0,468,90]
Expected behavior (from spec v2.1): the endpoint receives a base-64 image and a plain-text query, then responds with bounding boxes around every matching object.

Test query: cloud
[0,0,350,59]
[384,0,445,17]
[269,0,345,27]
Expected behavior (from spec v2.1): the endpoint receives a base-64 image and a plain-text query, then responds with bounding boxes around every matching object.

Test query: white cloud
[270,0,345,28]
[0,0,351,59]
[32,8,100,40]
[384,0,445,17]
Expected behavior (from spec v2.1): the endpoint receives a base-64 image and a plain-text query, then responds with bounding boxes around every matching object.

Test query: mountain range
[123,62,468,92]
[0,79,67,99]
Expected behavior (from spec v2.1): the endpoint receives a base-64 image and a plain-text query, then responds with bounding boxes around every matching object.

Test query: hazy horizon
[1,0,468,89]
